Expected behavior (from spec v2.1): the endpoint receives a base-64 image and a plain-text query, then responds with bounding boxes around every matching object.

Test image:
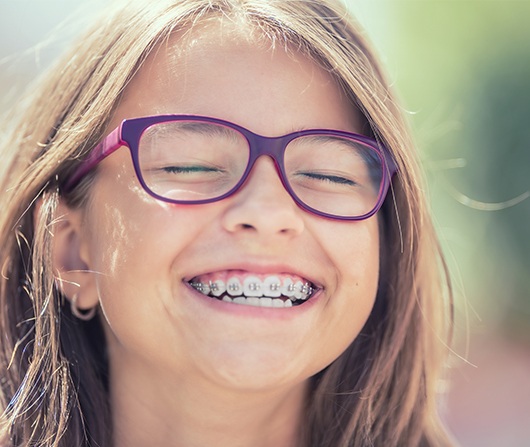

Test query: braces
[189,281,314,297]
[228,283,240,292]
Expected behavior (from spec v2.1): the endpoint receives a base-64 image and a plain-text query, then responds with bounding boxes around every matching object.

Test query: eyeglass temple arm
[387,155,398,176]
[63,125,124,192]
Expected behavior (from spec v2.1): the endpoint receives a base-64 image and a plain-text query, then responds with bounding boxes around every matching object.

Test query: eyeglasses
[64,115,397,220]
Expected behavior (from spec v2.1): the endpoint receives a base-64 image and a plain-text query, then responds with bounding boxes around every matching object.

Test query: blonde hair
[0,0,454,445]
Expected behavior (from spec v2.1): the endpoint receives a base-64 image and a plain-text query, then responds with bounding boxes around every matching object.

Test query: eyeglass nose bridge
[234,131,295,199]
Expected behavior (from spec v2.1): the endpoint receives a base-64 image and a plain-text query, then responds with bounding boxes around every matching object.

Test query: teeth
[228,296,294,308]
[209,280,225,297]
[247,297,261,306]
[260,297,273,307]
[301,283,312,298]
[263,276,282,297]
[282,278,296,298]
[190,282,213,295]
[226,278,242,296]
[243,276,262,297]
[190,274,315,305]
[293,280,304,299]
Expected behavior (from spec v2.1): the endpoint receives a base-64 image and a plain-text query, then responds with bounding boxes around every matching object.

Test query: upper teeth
[189,275,314,304]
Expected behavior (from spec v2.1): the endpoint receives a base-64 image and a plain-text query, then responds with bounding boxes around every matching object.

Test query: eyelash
[162,165,219,174]
[299,172,355,186]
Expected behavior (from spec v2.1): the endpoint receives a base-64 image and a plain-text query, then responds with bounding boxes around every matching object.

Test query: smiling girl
[0,1,454,446]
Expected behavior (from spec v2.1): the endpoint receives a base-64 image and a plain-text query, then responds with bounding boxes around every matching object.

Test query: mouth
[187,271,319,308]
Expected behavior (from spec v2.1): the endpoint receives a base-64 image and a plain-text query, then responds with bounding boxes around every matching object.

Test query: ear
[38,198,99,311]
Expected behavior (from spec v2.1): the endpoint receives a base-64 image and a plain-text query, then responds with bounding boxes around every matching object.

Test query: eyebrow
[147,121,240,139]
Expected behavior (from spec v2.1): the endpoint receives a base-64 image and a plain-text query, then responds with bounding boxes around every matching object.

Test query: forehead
[114,17,361,134]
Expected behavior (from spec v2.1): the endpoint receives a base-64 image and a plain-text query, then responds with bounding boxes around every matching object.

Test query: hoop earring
[71,293,97,321]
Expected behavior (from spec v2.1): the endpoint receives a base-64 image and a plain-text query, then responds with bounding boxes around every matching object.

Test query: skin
[53,21,380,447]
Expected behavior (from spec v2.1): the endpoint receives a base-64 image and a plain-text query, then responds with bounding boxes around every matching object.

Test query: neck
[109,359,308,447]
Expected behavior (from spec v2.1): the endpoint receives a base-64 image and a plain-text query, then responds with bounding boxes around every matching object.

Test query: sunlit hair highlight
[0,1,453,446]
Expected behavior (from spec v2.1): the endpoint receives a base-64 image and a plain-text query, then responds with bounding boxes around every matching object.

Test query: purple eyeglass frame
[63,115,398,220]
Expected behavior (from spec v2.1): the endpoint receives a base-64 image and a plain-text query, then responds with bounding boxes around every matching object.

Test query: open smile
[187,271,319,308]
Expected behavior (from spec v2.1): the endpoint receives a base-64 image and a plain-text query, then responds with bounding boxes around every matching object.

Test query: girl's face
[67,25,380,392]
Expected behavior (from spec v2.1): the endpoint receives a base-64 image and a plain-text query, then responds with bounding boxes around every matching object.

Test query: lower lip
[183,281,323,319]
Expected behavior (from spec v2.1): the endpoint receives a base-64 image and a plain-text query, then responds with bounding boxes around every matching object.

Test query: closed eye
[297,172,356,186]
[162,165,222,174]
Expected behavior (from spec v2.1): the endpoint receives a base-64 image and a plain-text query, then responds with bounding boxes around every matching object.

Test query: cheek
[299,218,380,373]
[338,219,380,320]
[83,176,171,310]
[81,186,199,362]
[321,217,380,290]
[85,169,183,276]
[90,204,139,277]
[83,174,221,315]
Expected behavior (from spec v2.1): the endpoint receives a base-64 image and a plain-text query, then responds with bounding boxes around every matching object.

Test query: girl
[0,0,454,445]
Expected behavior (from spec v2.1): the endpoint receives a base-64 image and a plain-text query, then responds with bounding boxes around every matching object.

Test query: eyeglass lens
[138,120,384,218]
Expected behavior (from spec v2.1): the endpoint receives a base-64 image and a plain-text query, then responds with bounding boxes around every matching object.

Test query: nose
[220,156,305,237]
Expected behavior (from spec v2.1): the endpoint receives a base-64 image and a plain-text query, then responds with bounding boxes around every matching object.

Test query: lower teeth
[221,295,295,308]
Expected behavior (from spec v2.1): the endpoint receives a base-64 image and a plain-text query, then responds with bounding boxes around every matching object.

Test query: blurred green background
[1,1,529,445]
[354,3,530,445]
[386,1,530,339]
